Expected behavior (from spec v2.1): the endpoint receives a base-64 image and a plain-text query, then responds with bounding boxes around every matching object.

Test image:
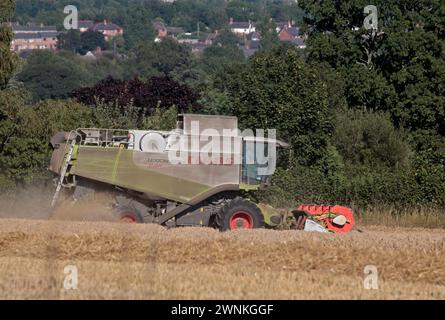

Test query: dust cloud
[0,186,117,222]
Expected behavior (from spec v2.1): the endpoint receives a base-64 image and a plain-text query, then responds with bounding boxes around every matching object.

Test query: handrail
[74,128,136,148]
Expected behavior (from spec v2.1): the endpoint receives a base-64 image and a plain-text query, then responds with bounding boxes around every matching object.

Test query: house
[10,23,58,52]
[276,21,288,33]
[229,18,255,35]
[92,20,123,41]
[278,24,306,49]
[278,25,300,41]
[152,20,185,41]
[166,26,185,38]
[78,20,94,33]
[177,38,199,45]
[153,20,167,39]
[75,19,124,41]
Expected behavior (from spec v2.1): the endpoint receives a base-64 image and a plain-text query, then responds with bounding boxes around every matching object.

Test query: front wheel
[214,198,265,231]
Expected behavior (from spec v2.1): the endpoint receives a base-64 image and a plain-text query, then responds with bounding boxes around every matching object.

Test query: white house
[229,18,255,35]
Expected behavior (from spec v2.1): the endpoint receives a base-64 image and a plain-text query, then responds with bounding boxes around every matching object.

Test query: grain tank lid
[243,136,290,148]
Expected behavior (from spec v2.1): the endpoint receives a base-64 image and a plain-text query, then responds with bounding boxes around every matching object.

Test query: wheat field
[0,190,444,300]
[0,216,444,300]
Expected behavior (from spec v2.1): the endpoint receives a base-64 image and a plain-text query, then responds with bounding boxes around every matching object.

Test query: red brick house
[10,24,58,52]
[278,24,306,49]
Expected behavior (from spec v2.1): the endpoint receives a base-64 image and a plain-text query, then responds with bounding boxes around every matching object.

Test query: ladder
[50,137,77,208]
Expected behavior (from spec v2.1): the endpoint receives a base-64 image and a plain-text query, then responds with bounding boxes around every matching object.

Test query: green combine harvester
[49,114,355,233]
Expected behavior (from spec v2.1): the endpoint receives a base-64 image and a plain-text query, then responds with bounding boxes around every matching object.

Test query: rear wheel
[214,198,264,231]
[116,206,143,224]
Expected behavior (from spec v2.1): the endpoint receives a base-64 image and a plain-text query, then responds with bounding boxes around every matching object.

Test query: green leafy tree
[300,0,445,133]
[80,30,107,54]
[333,109,410,168]
[226,0,258,21]
[198,88,231,115]
[0,89,93,190]
[57,29,81,53]
[142,106,178,131]
[122,5,155,50]
[226,48,332,165]
[126,37,192,79]
[0,0,17,89]
[201,41,245,75]
[17,51,92,101]
[213,28,241,47]
[256,16,280,51]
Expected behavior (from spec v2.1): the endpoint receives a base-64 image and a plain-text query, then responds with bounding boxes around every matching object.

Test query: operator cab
[241,136,289,189]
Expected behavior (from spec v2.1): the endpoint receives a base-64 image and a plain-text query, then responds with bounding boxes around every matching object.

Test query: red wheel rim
[229,211,254,230]
[120,214,137,224]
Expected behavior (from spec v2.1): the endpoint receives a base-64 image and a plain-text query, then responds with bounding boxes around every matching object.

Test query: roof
[40,31,59,38]
[287,27,300,37]
[166,27,184,34]
[13,24,57,33]
[230,22,249,29]
[92,22,122,31]
[229,21,254,29]
[13,31,58,40]
[276,21,289,29]
[153,21,166,31]
[78,20,94,29]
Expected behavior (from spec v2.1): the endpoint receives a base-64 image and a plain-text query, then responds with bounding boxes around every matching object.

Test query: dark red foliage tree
[72,76,200,114]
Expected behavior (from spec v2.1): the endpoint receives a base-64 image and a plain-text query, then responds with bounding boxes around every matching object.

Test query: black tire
[115,205,143,224]
[214,197,265,231]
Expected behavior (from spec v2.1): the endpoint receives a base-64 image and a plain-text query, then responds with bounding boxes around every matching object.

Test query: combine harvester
[48,114,354,233]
